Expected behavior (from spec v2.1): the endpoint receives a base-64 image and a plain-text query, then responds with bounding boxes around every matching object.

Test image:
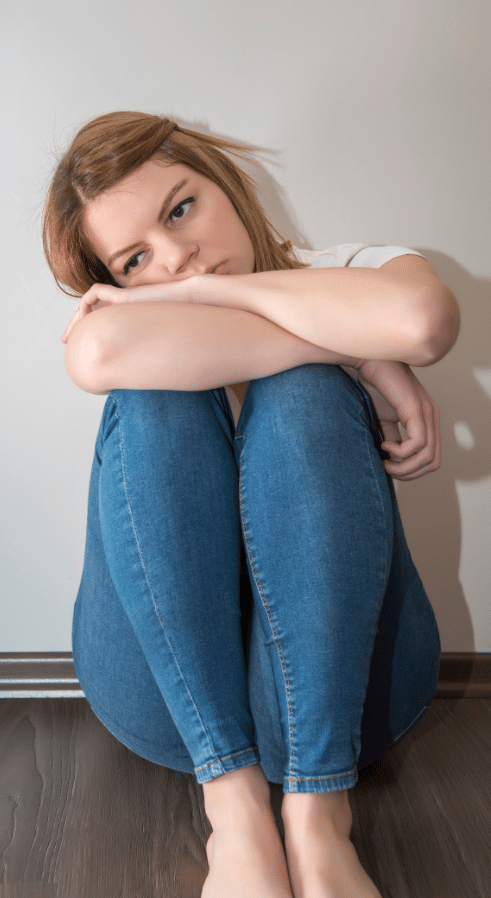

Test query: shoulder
[292,244,426,270]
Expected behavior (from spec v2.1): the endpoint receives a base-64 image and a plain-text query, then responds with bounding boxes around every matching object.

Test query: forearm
[65,300,361,394]
[186,267,456,366]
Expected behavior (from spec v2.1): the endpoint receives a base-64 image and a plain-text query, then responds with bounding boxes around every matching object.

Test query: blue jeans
[72,364,441,793]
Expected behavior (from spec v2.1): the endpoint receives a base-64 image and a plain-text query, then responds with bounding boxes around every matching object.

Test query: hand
[62,284,127,344]
[356,359,441,481]
[61,281,189,344]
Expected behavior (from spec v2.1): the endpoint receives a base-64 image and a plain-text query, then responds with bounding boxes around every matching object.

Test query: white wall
[1,0,490,652]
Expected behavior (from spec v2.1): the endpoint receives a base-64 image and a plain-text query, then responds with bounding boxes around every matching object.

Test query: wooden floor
[0,697,490,897]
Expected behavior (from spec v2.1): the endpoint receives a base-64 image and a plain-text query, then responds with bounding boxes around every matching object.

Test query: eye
[123,250,145,276]
[168,197,194,224]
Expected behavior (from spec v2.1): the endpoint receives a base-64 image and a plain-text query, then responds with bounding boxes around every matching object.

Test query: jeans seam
[111,394,218,768]
[284,766,357,783]
[362,425,393,673]
[238,449,296,779]
[195,747,258,773]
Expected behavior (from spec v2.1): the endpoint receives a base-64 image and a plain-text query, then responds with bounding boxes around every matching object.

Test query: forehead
[82,161,195,257]
[111,159,191,195]
[87,160,193,218]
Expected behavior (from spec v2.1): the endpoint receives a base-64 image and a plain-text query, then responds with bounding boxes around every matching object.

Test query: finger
[62,308,83,343]
[406,400,439,470]
[383,431,441,478]
[62,320,75,343]
[381,414,428,458]
[78,297,93,317]
[62,323,75,343]
[62,284,111,343]
[382,440,437,478]
[385,458,440,481]
[383,449,441,478]
[383,443,438,478]
[381,438,409,458]
[382,430,433,464]
[382,399,439,470]
[379,421,401,446]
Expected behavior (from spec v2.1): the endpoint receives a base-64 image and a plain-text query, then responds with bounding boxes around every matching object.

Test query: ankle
[281,788,353,839]
[202,763,272,828]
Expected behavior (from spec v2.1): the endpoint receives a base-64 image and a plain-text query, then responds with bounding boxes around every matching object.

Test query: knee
[108,388,231,445]
[247,364,369,420]
[250,363,354,395]
[110,388,210,420]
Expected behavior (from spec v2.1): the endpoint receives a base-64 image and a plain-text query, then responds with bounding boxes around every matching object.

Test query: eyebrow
[106,178,189,268]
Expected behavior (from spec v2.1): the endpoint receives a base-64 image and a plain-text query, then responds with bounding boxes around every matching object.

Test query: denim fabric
[72,364,441,792]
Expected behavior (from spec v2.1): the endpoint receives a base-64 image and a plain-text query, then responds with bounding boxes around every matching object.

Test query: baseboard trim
[0,652,490,699]
[0,652,84,698]
[435,652,491,698]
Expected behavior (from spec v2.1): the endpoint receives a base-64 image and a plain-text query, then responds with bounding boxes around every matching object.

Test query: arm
[63,281,444,480]
[63,255,460,368]
[356,359,441,481]
[149,254,460,366]
[66,302,441,480]
[64,300,362,395]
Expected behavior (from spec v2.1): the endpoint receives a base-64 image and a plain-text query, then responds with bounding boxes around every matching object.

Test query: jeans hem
[283,767,358,794]
[195,748,261,784]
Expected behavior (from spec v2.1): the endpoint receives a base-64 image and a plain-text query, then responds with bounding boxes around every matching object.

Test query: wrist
[358,358,405,378]
[357,359,379,379]
[350,357,365,372]
[188,273,236,308]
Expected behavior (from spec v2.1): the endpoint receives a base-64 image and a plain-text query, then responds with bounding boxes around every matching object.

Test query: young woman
[44,111,459,898]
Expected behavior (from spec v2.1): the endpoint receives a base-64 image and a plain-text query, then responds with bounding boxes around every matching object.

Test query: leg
[73,396,193,771]
[235,364,398,793]
[229,363,439,896]
[239,384,441,782]
[74,387,260,782]
[203,362,390,898]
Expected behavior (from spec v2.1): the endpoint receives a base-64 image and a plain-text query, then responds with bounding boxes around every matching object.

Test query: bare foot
[201,764,293,898]
[202,816,294,898]
[282,790,383,898]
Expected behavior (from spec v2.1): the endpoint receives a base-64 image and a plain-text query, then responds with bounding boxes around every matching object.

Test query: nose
[156,232,199,277]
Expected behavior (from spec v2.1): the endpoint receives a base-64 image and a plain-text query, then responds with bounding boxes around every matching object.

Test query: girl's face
[83,159,255,286]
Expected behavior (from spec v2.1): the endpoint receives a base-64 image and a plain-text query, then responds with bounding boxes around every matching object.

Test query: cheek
[243,228,256,270]
[211,196,254,267]
[232,214,253,256]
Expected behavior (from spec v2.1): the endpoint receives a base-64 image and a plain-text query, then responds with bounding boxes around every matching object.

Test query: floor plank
[0,698,490,897]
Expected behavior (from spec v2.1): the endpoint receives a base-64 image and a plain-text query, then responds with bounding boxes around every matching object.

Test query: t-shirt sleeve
[293,244,426,269]
[346,245,426,268]
[291,243,427,385]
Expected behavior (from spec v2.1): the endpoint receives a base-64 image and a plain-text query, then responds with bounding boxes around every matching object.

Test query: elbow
[65,317,113,394]
[407,282,461,366]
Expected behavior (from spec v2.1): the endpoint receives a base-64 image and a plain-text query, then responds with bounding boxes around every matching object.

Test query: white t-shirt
[293,243,424,269]
[224,244,425,425]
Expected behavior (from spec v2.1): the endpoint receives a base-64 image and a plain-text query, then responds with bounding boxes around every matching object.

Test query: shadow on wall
[395,254,491,653]
[179,119,490,652]
[175,115,312,249]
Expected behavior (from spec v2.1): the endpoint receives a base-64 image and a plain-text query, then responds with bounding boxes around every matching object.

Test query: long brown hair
[43,111,305,296]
